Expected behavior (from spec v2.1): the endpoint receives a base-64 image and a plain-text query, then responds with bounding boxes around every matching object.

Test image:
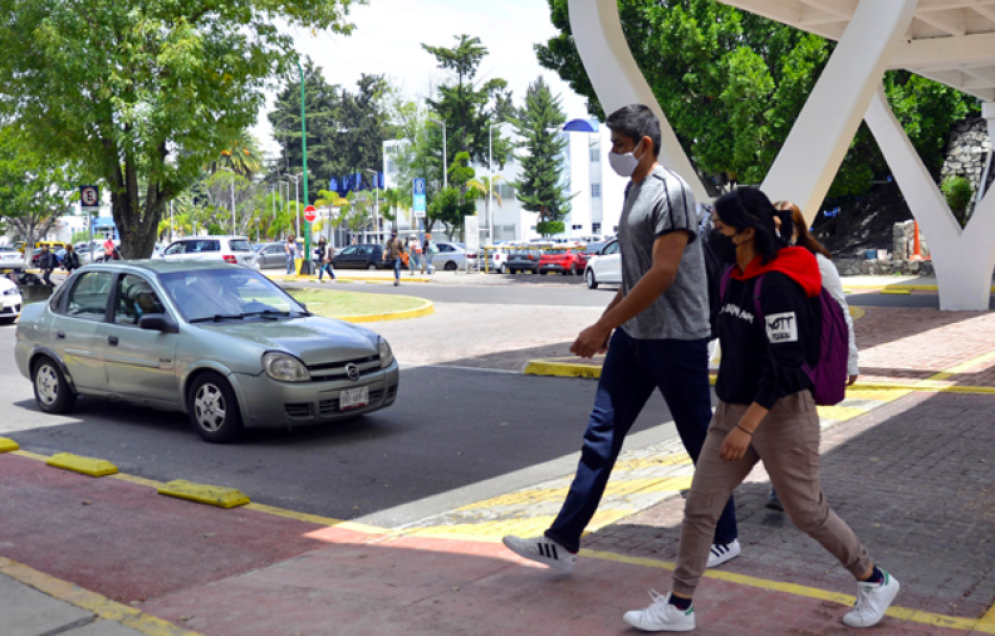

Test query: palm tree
[208,130,264,178]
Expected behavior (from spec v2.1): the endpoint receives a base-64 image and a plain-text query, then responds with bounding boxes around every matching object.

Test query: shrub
[941,175,974,227]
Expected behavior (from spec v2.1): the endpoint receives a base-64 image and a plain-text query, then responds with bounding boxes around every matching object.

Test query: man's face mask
[608,139,644,178]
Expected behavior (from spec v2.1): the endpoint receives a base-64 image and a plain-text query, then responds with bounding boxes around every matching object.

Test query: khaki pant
[673,392,871,596]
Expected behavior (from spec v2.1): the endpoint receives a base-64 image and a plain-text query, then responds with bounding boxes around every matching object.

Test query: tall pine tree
[513,77,571,237]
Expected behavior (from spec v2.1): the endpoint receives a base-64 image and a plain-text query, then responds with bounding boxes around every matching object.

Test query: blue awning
[563,119,598,133]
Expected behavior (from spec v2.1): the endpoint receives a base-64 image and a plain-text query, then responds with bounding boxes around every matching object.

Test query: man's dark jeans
[545,328,738,553]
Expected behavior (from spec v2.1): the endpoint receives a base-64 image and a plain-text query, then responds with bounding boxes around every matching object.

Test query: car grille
[0,304,19,315]
[285,403,313,418]
[306,355,381,382]
[318,388,384,415]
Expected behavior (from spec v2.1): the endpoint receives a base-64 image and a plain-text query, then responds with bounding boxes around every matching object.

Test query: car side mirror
[139,313,179,334]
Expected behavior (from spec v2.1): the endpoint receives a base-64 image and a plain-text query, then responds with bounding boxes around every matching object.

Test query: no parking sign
[80,185,99,212]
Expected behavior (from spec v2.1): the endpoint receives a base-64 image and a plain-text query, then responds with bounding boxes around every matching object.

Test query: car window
[358,246,373,256]
[605,242,619,255]
[114,274,167,325]
[438,244,453,252]
[190,240,220,253]
[266,245,283,254]
[229,239,251,252]
[159,269,306,323]
[164,242,186,255]
[339,246,357,256]
[66,271,114,321]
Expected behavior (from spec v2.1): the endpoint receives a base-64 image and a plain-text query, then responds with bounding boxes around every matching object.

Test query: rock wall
[940,117,994,218]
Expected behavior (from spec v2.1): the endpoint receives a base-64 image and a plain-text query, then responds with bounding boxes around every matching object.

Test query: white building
[383,119,630,243]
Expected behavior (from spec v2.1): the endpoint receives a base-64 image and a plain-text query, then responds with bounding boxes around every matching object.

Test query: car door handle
[56,330,65,339]
[107,335,119,346]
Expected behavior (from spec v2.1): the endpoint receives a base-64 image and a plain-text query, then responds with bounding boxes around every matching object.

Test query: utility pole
[298,56,314,275]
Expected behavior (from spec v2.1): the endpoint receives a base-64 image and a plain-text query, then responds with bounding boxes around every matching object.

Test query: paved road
[0,325,684,527]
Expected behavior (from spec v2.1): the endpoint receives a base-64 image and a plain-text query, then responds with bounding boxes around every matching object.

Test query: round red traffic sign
[303,205,317,223]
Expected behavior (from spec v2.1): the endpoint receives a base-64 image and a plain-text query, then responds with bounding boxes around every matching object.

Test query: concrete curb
[339,298,435,323]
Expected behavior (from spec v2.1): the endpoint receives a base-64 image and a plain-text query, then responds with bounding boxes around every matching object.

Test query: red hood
[730,247,821,298]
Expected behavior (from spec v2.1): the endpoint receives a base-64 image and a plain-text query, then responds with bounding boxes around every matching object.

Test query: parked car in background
[0,246,26,272]
[0,276,22,324]
[158,236,255,268]
[483,246,513,273]
[584,239,622,289]
[505,248,543,274]
[427,241,477,272]
[331,244,390,270]
[14,260,399,442]
[252,241,292,270]
[537,247,589,276]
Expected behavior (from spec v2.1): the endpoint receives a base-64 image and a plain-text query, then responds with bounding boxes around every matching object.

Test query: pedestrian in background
[621,188,898,632]
[408,235,422,276]
[62,244,80,274]
[317,238,336,283]
[502,103,740,577]
[285,235,297,275]
[383,231,405,286]
[38,245,57,287]
[422,233,437,275]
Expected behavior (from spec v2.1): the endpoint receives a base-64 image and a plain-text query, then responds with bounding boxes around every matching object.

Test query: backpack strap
[719,265,735,302]
[752,273,766,324]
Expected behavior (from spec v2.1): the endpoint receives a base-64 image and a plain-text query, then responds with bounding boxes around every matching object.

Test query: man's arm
[570,231,690,358]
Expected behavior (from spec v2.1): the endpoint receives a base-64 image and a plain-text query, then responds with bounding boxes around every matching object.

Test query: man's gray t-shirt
[618,165,710,341]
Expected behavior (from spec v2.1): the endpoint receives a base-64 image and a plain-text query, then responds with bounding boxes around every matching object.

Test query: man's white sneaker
[501,535,576,573]
[706,539,741,568]
[843,571,900,628]
[623,590,696,632]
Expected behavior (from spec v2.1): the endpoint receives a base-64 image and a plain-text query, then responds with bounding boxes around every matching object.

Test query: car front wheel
[187,372,243,443]
[32,357,76,414]
[585,268,599,289]
[444,261,457,271]
[367,263,378,270]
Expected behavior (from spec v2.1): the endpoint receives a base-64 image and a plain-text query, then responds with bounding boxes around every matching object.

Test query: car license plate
[340,386,369,410]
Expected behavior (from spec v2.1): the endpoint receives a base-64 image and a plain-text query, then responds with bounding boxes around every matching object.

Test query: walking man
[285,235,297,275]
[408,234,422,276]
[422,233,437,275]
[38,245,57,287]
[383,231,405,286]
[317,238,336,282]
[62,244,80,274]
[503,104,740,573]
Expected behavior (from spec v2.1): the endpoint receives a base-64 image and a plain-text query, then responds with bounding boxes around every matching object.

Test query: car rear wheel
[187,372,243,443]
[539,270,548,276]
[32,357,76,414]
[499,264,508,274]
[444,261,458,271]
[585,268,599,289]
[569,265,579,276]
[367,263,378,270]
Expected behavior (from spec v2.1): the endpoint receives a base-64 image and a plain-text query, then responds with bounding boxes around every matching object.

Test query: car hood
[194,316,378,365]
[0,278,18,293]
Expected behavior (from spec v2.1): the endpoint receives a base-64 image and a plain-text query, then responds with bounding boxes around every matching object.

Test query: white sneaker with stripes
[706,539,741,568]
[502,535,576,573]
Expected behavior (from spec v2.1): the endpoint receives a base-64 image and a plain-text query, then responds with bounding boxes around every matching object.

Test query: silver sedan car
[14,260,399,442]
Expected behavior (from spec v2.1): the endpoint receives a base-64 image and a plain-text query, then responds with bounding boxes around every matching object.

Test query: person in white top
[764,200,859,513]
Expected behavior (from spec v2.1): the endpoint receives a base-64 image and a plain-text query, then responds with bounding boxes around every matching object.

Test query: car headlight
[2,288,18,296]
[378,337,394,369]
[262,352,310,382]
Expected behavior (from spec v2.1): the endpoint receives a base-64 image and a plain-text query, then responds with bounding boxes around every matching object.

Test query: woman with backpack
[623,188,898,632]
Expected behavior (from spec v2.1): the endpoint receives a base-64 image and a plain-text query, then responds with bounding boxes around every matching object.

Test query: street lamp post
[428,118,447,190]
[297,56,314,275]
[284,173,302,240]
[220,167,237,234]
[489,123,494,244]
[365,169,380,243]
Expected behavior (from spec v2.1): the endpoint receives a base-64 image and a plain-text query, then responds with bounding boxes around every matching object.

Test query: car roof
[82,260,244,275]
[168,235,248,241]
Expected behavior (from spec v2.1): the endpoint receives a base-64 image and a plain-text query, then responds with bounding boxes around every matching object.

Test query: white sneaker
[843,571,900,627]
[623,590,695,632]
[501,535,576,573]
[706,539,741,568]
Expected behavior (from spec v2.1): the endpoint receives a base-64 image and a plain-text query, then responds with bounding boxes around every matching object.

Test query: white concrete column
[567,0,710,202]
[761,0,918,225]
[866,87,995,311]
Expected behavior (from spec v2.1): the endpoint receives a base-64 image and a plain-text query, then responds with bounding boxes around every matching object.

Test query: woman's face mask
[708,228,739,264]
[608,140,644,178]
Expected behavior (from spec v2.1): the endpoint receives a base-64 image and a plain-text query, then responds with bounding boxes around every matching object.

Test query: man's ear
[641,136,655,160]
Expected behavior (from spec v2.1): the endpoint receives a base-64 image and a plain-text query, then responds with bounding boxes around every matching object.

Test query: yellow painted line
[581,549,995,634]
[880,288,912,295]
[524,358,602,379]
[0,555,204,636]
[407,510,631,542]
[340,299,435,324]
[243,502,387,535]
[927,349,995,380]
[615,455,692,470]
[46,453,118,477]
[0,437,19,453]
[157,480,250,509]
[816,405,870,423]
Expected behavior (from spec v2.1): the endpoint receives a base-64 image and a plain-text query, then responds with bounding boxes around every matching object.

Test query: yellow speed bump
[0,437,19,453]
[158,479,250,509]
[46,453,118,477]
[880,288,912,295]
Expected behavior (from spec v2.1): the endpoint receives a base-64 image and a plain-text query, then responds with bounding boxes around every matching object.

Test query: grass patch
[289,288,427,318]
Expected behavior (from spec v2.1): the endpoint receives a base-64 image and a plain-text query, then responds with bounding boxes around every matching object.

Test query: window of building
[589,146,600,163]
[592,223,601,234]
[572,224,583,231]
[591,183,601,199]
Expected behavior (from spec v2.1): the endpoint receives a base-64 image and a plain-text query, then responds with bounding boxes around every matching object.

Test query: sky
[251,0,590,157]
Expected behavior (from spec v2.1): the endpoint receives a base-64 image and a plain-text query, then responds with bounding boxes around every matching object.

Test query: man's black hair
[605,104,662,158]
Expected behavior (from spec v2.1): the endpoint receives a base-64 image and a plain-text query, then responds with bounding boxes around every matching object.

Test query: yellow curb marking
[0,437,20,453]
[523,358,603,379]
[582,549,995,634]
[0,556,204,636]
[46,453,118,477]
[157,480,250,509]
[340,299,435,324]
[926,349,995,382]
[880,288,912,295]
[244,502,387,536]
[615,455,692,470]
[815,405,870,423]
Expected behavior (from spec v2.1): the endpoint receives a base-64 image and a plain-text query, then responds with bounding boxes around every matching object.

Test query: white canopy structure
[569,0,995,310]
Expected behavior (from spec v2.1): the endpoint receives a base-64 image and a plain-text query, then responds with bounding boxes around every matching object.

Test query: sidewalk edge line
[581,549,995,634]
[0,555,205,636]
[339,299,435,324]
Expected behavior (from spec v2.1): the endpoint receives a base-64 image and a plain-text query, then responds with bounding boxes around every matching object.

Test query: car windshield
[159,268,308,323]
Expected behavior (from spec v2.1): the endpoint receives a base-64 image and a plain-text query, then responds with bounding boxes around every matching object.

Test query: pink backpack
[720,268,848,406]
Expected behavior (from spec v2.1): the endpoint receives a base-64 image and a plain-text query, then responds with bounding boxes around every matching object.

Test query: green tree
[536,0,977,198]
[0,0,362,258]
[208,131,265,179]
[513,78,571,237]
[270,67,395,202]
[0,127,81,250]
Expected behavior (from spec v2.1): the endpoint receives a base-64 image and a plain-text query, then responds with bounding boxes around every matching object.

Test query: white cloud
[252,0,589,157]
